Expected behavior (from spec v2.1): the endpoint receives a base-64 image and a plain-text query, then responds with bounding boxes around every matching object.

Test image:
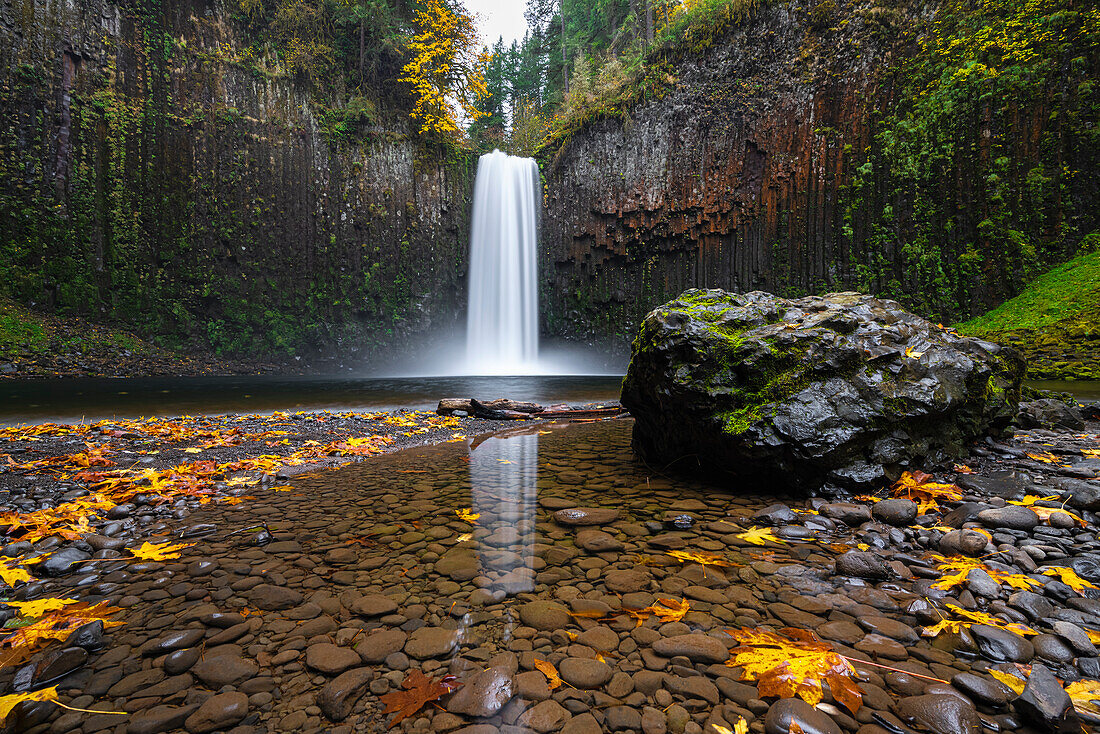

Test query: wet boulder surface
[621,289,1026,490]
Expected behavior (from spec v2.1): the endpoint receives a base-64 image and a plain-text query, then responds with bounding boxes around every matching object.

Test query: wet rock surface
[0,410,1098,733]
[621,290,1025,490]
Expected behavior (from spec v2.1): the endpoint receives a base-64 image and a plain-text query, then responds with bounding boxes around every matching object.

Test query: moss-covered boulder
[621,290,1025,491]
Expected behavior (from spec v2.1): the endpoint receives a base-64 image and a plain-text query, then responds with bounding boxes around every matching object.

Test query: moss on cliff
[957,249,1100,379]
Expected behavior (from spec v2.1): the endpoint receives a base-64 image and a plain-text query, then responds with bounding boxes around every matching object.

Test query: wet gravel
[0,413,1098,734]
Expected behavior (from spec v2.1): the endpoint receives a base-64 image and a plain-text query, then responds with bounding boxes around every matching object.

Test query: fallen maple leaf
[1041,567,1098,592]
[988,669,1025,695]
[1066,679,1100,716]
[0,558,31,588]
[128,541,194,561]
[533,658,563,690]
[711,719,748,734]
[379,669,460,725]
[726,627,862,713]
[0,686,58,720]
[454,508,480,524]
[892,471,962,514]
[0,601,124,667]
[4,598,79,618]
[624,598,692,627]
[735,527,787,546]
[929,555,1041,592]
[921,603,1036,638]
[667,550,735,569]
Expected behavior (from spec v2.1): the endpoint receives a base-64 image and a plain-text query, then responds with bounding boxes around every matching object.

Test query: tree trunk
[359,18,365,80]
[561,0,568,94]
[646,0,654,44]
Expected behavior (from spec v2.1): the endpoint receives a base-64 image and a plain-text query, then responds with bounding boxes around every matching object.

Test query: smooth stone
[835,551,892,580]
[355,629,408,662]
[183,692,248,733]
[142,628,205,656]
[191,656,257,687]
[517,700,572,732]
[977,506,1040,530]
[164,647,201,675]
[306,643,361,674]
[971,624,1034,663]
[447,666,514,717]
[559,657,613,689]
[554,507,620,526]
[518,600,572,631]
[317,667,372,722]
[1016,663,1081,733]
[938,530,988,558]
[951,672,1013,707]
[651,634,728,663]
[404,627,460,659]
[575,529,624,552]
[872,499,918,525]
[764,698,842,734]
[248,583,303,610]
[351,595,398,617]
[30,646,87,687]
[895,693,980,734]
[40,548,91,576]
[128,704,200,734]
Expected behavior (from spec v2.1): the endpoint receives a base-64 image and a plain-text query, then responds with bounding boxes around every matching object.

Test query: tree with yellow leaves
[399,0,490,137]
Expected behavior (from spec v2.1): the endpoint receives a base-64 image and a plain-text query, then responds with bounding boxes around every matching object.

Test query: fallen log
[437,398,545,416]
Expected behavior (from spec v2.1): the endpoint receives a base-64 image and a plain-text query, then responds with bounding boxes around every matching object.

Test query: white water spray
[465,150,540,375]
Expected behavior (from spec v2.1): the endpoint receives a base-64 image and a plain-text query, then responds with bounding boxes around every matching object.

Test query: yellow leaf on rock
[1066,679,1100,716]
[455,508,480,524]
[4,598,78,618]
[0,686,58,720]
[726,627,862,713]
[988,670,1026,696]
[533,658,563,690]
[0,558,32,588]
[667,550,736,568]
[1042,567,1099,592]
[183,448,202,454]
[735,527,787,546]
[128,540,194,561]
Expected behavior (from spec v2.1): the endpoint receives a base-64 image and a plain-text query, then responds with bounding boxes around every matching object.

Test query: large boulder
[621,290,1024,490]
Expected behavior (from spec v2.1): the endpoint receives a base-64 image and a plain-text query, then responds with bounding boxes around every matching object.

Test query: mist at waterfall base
[392,150,622,378]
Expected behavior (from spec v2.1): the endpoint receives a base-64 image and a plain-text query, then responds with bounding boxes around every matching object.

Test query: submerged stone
[621,289,1024,490]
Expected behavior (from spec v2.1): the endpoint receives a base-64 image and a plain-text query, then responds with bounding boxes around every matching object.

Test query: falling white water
[465,150,540,375]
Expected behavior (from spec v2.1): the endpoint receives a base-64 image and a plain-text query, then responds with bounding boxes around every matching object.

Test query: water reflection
[468,426,540,595]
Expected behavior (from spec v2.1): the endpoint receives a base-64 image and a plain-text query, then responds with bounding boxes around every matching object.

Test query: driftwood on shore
[437,397,626,420]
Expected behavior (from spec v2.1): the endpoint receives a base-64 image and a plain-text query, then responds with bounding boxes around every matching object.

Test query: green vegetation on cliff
[957,249,1100,379]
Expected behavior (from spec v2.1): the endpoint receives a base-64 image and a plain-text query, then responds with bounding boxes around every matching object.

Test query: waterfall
[465,150,540,375]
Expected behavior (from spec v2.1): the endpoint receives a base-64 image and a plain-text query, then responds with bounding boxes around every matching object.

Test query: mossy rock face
[621,289,1026,491]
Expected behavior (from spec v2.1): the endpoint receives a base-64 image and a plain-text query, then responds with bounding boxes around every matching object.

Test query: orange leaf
[378,669,460,725]
[533,658,563,690]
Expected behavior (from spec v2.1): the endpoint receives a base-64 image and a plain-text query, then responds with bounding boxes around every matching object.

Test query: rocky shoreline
[0,404,1097,733]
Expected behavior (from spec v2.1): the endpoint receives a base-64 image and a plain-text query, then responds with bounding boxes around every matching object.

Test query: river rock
[248,583,302,610]
[305,643,361,674]
[519,600,571,630]
[764,698,842,734]
[835,550,892,580]
[895,693,980,734]
[559,657,613,688]
[575,528,623,552]
[620,290,1023,490]
[404,627,460,659]
[1016,663,1081,733]
[872,498,918,525]
[318,668,372,722]
[446,666,514,717]
[184,692,248,733]
[977,506,1040,530]
[651,633,729,663]
[554,507,620,526]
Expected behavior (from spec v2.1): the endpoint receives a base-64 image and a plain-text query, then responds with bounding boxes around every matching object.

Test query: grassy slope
[957,250,1100,379]
[958,251,1100,335]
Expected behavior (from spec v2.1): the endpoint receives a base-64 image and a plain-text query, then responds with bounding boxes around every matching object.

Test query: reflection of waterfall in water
[465,150,540,375]
[468,431,537,595]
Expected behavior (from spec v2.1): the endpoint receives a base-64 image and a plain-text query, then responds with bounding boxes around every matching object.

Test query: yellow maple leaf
[455,508,480,524]
[4,598,78,618]
[128,541,194,561]
[183,447,202,454]
[651,598,690,624]
[921,603,1036,638]
[1067,679,1100,716]
[726,627,862,713]
[533,658,563,690]
[930,555,1040,592]
[735,527,787,546]
[1026,451,1062,464]
[667,550,735,568]
[0,558,32,588]
[892,471,962,514]
[0,686,58,720]
[711,719,748,734]
[1042,567,1099,592]
[988,669,1025,695]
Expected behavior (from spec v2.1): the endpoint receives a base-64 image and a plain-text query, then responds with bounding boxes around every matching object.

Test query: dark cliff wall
[1,0,473,358]
[541,0,1099,345]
